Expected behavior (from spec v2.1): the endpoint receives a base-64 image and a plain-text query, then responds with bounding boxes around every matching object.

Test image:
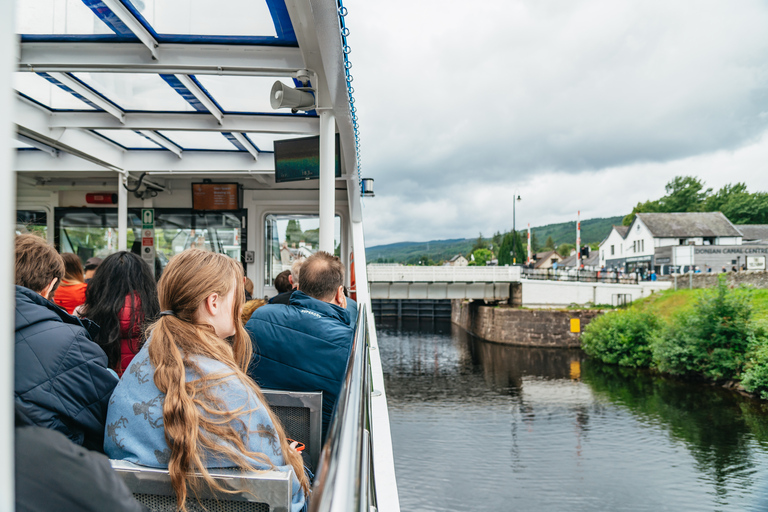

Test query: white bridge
[366,265,521,300]
[366,265,672,305]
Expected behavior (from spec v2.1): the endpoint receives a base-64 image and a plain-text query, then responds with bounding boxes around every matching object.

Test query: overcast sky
[345,0,768,247]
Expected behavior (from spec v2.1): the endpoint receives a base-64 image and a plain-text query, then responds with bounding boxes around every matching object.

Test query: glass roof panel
[72,73,196,112]
[194,76,280,113]
[16,0,114,35]
[14,73,96,110]
[156,131,239,151]
[243,133,308,152]
[129,0,277,37]
[94,130,164,149]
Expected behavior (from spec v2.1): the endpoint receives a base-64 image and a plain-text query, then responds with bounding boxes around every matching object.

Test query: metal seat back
[110,460,293,512]
[262,389,322,473]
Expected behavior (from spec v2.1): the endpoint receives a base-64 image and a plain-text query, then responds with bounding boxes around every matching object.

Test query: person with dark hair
[53,252,88,314]
[246,251,357,439]
[84,256,103,282]
[274,270,292,294]
[79,251,160,376]
[269,259,303,305]
[14,234,117,451]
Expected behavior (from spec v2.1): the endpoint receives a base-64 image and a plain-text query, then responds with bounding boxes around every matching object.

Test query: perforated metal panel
[134,493,269,512]
[262,391,322,473]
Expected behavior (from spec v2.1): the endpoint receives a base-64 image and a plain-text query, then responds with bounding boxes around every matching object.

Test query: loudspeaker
[270,81,315,110]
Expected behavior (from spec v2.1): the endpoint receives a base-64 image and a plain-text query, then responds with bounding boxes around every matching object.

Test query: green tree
[703,183,768,224]
[469,248,493,266]
[544,235,555,251]
[472,232,487,252]
[512,231,526,264]
[498,232,514,266]
[623,176,711,225]
[285,219,304,245]
[557,243,574,257]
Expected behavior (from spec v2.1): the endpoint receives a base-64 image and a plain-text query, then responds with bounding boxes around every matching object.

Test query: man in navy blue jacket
[14,235,117,451]
[246,251,357,440]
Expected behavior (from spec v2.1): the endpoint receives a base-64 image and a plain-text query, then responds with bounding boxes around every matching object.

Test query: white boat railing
[310,303,377,512]
[366,265,522,283]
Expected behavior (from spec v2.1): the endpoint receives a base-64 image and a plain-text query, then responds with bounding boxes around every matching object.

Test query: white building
[445,254,469,266]
[599,212,765,275]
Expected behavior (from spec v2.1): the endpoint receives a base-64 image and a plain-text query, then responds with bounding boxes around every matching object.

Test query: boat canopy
[13,0,362,222]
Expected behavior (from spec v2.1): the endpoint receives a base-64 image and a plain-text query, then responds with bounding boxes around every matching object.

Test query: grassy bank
[581,278,768,399]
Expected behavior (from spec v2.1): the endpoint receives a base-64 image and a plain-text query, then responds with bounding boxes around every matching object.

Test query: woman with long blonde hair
[104,250,309,511]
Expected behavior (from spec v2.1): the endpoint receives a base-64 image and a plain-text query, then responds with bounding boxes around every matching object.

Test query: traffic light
[580,246,590,258]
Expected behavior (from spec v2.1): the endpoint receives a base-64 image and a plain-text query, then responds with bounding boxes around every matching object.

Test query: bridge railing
[521,267,639,284]
[366,265,522,283]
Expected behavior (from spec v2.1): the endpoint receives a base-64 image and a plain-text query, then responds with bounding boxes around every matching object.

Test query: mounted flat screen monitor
[192,183,241,211]
[274,134,341,183]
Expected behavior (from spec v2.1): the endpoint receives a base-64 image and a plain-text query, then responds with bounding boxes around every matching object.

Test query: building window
[610,245,614,256]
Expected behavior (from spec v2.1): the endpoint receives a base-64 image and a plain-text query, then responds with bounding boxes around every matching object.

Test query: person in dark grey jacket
[14,235,117,451]
[15,405,148,512]
[246,251,357,440]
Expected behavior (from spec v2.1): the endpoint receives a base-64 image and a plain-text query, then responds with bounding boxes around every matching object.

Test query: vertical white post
[118,174,128,251]
[527,224,532,264]
[576,210,581,269]
[1,4,16,509]
[319,110,335,254]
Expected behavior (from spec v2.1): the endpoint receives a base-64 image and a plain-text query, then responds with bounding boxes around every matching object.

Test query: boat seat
[262,389,322,473]
[110,459,293,512]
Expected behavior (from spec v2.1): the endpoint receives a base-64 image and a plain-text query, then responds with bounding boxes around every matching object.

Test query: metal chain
[337,0,362,185]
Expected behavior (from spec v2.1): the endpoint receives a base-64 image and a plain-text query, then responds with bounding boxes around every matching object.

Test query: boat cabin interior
[5,0,398,510]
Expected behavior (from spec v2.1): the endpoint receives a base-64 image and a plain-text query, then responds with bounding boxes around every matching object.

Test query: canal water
[378,318,768,512]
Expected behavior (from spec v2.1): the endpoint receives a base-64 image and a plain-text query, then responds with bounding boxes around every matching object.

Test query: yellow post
[570,318,581,333]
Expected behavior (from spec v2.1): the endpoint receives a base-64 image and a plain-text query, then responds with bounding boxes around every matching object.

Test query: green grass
[634,287,768,322]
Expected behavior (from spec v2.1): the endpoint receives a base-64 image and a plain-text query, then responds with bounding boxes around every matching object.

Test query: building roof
[613,225,629,238]
[448,254,466,262]
[737,225,768,242]
[560,251,599,268]
[635,212,742,238]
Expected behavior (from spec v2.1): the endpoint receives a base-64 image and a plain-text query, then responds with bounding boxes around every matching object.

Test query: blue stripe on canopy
[265,0,296,42]
[37,72,102,110]
[159,74,208,112]
[80,0,135,36]
[222,133,247,151]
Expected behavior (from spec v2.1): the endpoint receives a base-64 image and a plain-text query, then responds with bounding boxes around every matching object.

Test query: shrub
[581,308,661,368]
[741,325,768,399]
[652,277,755,381]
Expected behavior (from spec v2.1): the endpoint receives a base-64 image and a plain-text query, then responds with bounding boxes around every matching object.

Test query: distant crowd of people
[14,234,358,512]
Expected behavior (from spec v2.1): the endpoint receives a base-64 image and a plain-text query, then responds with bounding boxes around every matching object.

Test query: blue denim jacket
[104,342,306,512]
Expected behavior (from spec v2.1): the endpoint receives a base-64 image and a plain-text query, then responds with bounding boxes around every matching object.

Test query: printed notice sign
[192,184,240,210]
[747,256,766,271]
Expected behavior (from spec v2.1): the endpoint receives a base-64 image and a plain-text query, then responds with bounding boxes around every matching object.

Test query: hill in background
[366,215,623,264]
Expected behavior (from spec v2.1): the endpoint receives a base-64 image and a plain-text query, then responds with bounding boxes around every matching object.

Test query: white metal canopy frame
[6,0,398,510]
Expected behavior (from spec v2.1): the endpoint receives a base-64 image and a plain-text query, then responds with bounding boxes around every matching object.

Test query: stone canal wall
[452,300,602,348]
[662,270,768,290]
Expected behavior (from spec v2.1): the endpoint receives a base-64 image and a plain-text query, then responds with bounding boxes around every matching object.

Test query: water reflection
[379,318,768,512]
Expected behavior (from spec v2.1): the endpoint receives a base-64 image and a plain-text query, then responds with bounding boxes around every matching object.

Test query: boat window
[71,73,197,113]
[16,0,114,36]
[193,76,280,114]
[156,131,239,151]
[243,133,309,153]
[55,208,246,271]
[16,210,47,238]
[127,0,277,38]
[92,130,168,149]
[14,73,97,111]
[264,214,341,287]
